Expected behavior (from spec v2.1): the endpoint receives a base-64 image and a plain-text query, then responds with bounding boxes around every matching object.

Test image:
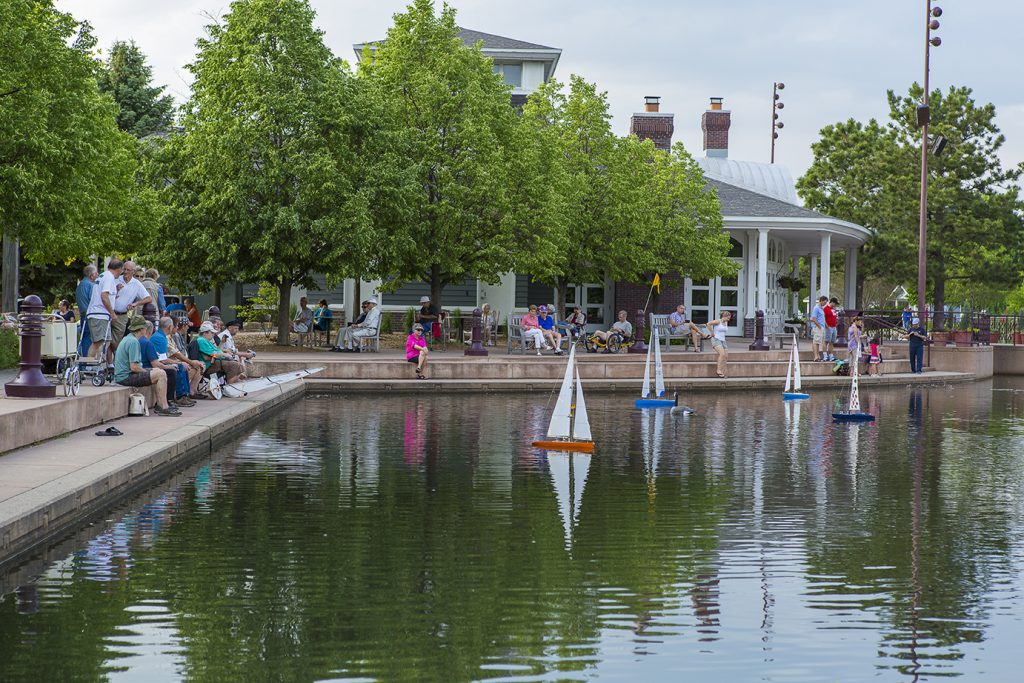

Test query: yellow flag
[652,273,661,294]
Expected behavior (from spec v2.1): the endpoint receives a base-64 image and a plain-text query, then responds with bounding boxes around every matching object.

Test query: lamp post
[770,82,785,163]
[917,1,942,326]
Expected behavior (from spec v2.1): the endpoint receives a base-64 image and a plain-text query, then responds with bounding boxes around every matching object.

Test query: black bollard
[465,307,488,357]
[4,294,56,398]
[141,302,158,325]
[748,310,769,351]
[629,309,648,354]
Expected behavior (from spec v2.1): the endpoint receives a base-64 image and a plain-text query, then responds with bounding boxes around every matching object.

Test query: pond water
[2,381,1024,682]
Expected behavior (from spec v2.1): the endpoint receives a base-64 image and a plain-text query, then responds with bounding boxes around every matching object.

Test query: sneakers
[154,407,181,417]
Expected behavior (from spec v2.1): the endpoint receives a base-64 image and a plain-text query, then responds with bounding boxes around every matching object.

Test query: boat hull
[635,399,676,408]
[532,440,596,453]
[832,412,875,422]
[783,392,810,400]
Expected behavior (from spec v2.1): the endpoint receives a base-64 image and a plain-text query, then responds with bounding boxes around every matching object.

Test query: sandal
[95,426,123,437]
[716,372,726,378]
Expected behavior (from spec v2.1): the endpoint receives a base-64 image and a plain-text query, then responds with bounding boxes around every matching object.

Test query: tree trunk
[430,264,443,313]
[933,275,946,331]
[556,277,568,320]
[2,234,19,313]
[213,284,222,310]
[276,278,292,346]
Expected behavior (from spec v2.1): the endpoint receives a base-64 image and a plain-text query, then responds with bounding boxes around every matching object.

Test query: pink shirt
[406,333,426,360]
[522,313,540,329]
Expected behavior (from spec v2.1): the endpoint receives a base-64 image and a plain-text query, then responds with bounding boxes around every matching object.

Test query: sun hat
[419,296,431,304]
[127,316,148,332]
[367,297,378,305]
[413,323,424,331]
[199,321,216,334]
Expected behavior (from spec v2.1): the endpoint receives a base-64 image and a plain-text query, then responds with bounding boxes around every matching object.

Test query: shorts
[825,326,838,343]
[292,322,309,333]
[812,326,824,344]
[711,338,727,350]
[118,371,153,387]
[407,357,419,364]
[111,314,129,346]
[87,316,111,343]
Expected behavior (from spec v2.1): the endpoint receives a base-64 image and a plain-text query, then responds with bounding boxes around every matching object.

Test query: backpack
[832,359,851,376]
[187,338,202,361]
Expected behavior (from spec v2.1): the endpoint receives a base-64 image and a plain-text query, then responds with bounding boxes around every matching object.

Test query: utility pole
[918,0,943,325]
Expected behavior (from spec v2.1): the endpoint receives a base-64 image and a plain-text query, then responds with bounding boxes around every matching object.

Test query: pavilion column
[756,228,769,314]
[809,255,818,316]
[745,231,756,321]
[819,233,832,298]
[844,248,858,309]
[790,257,799,317]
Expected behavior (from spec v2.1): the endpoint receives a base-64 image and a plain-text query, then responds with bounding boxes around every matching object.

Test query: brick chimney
[701,97,730,158]
[630,96,674,151]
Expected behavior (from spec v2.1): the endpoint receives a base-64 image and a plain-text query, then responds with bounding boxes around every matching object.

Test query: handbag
[128,392,149,417]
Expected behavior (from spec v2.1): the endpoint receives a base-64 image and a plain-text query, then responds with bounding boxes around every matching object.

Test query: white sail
[571,453,591,528]
[849,342,861,411]
[547,344,575,439]
[792,335,803,391]
[640,329,653,399]
[654,329,666,397]
[547,452,572,547]
[572,367,592,441]
[783,343,794,393]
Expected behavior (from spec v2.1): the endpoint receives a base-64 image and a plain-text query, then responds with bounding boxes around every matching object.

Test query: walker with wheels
[76,319,114,389]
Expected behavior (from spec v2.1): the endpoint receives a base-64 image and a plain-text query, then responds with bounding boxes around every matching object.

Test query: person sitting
[481,303,498,345]
[592,310,633,352]
[565,306,587,340]
[221,320,255,367]
[140,320,193,410]
[521,305,551,355]
[313,299,333,337]
[289,297,313,343]
[112,316,179,416]
[195,321,246,384]
[406,323,429,379]
[157,316,205,400]
[334,297,380,352]
[668,303,708,351]
[537,305,563,355]
[56,300,76,322]
[417,295,440,338]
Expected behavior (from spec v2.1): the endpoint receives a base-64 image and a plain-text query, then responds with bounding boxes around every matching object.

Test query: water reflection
[1,383,1023,681]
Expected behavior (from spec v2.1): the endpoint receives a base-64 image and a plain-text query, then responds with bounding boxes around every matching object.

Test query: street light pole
[918,0,942,325]
[770,82,785,163]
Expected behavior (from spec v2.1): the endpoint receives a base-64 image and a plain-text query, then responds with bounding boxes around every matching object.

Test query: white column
[844,248,858,309]
[745,231,756,319]
[809,255,818,303]
[757,228,769,314]
[819,233,832,298]
[790,257,799,317]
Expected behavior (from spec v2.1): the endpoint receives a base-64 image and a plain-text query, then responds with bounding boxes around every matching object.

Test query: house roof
[707,178,828,220]
[696,157,800,205]
[455,28,556,51]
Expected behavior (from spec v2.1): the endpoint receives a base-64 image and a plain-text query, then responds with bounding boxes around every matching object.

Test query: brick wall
[701,110,731,153]
[614,278,686,323]
[630,114,675,151]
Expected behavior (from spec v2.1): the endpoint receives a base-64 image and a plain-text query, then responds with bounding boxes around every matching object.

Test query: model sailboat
[533,344,596,452]
[832,342,876,422]
[636,328,676,408]
[782,335,809,400]
[547,450,591,550]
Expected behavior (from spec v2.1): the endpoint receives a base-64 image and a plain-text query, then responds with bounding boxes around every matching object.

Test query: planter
[989,332,1001,344]
[932,330,952,346]
[1014,332,1024,345]
[952,330,973,347]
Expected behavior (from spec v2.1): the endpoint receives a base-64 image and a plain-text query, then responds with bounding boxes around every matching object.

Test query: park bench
[649,313,704,351]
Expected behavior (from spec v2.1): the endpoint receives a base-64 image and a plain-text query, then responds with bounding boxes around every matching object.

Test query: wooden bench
[507,314,544,354]
[649,313,704,351]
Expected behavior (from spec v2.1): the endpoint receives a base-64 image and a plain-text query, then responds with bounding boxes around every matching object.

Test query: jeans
[909,344,924,373]
[78,320,92,357]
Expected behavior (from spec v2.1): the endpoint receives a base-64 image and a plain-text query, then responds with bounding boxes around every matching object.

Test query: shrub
[0,330,18,369]
[403,307,415,333]
[380,312,392,335]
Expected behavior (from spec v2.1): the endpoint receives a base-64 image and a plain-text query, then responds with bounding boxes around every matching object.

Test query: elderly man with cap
[906,316,929,374]
[417,295,440,336]
[113,316,180,416]
[334,297,380,352]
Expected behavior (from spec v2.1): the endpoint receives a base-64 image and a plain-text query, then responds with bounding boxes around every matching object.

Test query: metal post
[629,309,648,354]
[465,307,488,357]
[919,0,941,327]
[748,310,769,351]
[4,294,56,398]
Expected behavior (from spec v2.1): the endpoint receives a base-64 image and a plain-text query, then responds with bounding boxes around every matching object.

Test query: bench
[650,313,704,351]
[767,313,802,348]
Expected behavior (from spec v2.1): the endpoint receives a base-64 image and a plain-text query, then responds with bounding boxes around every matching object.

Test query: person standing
[907,317,929,374]
[707,310,732,378]
[902,304,913,331]
[810,296,827,362]
[85,259,123,359]
[846,316,864,365]
[823,297,839,362]
[76,265,98,355]
[111,261,153,351]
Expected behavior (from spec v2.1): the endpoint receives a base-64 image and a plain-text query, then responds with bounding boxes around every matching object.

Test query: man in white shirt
[219,319,255,368]
[110,261,153,349]
[85,258,124,359]
[335,297,380,352]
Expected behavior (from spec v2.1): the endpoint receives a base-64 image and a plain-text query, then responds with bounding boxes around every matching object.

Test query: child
[867,335,882,376]
[406,324,429,379]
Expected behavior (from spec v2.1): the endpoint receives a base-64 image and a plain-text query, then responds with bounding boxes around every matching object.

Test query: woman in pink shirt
[521,304,550,355]
[406,323,429,379]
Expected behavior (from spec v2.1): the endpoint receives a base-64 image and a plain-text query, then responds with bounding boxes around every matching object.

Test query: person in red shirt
[823,297,840,362]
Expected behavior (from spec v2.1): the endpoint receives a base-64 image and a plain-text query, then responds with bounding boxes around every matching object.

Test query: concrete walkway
[0,379,304,568]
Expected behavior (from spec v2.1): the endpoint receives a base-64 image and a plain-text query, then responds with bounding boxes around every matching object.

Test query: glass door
[687,273,744,336]
[565,283,607,332]
[717,273,742,336]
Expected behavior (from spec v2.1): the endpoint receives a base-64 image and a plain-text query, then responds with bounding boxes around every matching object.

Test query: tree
[0,0,145,308]
[798,85,1024,328]
[360,0,519,308]
[97,40,176,138]
[155,0,378,344]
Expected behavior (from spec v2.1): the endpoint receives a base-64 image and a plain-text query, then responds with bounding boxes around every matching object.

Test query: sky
[60,0,1024,181]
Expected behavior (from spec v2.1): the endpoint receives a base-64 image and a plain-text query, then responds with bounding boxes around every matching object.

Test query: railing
[853,308,1024,345]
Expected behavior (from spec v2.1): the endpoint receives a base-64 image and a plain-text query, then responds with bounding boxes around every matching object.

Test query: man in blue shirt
[75,264,98,355]
[537,306,563,355]
[810,296,827,362]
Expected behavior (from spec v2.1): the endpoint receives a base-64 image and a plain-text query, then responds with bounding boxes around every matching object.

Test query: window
[493,63,522,88]
[728,237,743,258]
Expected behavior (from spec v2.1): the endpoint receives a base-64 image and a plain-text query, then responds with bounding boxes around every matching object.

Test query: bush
[403,307,415,333]
[380,312,392,335]
[0,330,18,369]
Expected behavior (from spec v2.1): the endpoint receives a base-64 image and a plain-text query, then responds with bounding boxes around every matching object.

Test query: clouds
[60,0,1023,178]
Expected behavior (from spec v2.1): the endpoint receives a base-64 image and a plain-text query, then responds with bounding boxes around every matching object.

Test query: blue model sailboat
[636,328,676,408]
[782,334,810,400]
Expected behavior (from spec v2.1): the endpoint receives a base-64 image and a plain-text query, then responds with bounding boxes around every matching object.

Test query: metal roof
[697,157,800,205]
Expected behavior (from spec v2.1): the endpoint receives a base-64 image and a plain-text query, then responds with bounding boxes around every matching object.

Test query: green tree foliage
[155,0,378,344]
[360,0,519,308]
[798,85,1024,327]
[0,0,147,263]
[518,77,733,305]
[97,40,175,138]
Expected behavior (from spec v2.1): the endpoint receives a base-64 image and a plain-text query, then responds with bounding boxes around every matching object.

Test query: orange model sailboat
[532,344,595,452]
